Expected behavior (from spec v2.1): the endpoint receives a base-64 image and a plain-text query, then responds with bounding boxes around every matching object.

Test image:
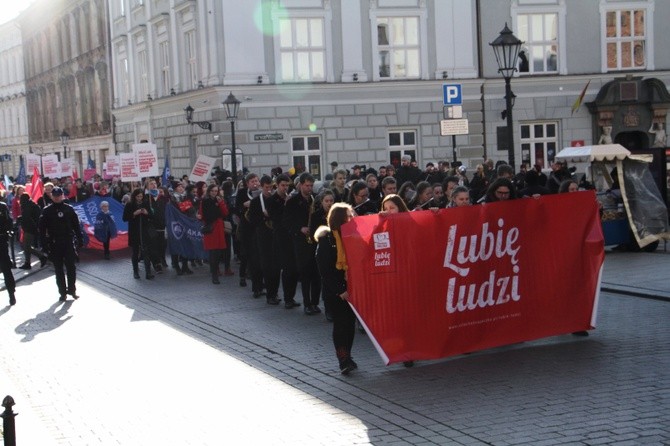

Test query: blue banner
[71,196,128,251]
[165,203,207,260]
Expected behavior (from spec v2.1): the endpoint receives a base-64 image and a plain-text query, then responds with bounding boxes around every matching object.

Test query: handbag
[201,222,214,234]
[224,221,233,235]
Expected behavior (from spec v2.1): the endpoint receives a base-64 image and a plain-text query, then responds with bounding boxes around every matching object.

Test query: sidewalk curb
[601,284,670,302]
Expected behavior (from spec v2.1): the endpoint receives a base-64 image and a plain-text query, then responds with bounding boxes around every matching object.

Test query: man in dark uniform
[248,175,281,305]
[283,173,321,315]
[0,200,16,305]
[235,173,263,293]
[267,174,300,309]
[39,187,84,302]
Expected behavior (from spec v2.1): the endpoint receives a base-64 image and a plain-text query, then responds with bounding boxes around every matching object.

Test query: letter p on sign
[442,84,462,106]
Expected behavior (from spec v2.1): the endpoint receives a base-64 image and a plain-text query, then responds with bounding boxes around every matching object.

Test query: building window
[291,135,322,180]
[388,130,417,167]
[279,18,325,82]
[605,8,646,70]
[159,41,170,96]
[517,13,558,74]
[520,122,558,168]
[185,30,198,89]
[377,17,420,79]
[138,50,148,101]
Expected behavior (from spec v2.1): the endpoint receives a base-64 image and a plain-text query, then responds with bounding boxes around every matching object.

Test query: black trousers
[0,237,15,295]
[331,294,356,362]
[131,241,152,275]
[208,249,224,279]
[240,230,263,291]
[274,233,298,300]
[293,238,320,307]
[49,239,77,295]
[256,231,278,298]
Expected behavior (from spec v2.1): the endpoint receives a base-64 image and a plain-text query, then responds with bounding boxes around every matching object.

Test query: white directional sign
[442,83,462,105]
[440,119,469,136]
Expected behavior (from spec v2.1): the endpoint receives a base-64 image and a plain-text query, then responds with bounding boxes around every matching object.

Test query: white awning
[555,144,631,163]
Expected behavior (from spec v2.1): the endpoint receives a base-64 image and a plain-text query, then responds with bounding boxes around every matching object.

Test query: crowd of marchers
[0,155,586,374]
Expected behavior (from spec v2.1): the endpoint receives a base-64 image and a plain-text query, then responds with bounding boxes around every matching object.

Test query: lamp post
[490,23,523,169]
[222,92,241,185]
[60,130,69,159]
[184,105,212,131]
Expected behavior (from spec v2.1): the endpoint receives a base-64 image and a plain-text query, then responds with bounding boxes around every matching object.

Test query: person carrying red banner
[315,202,357,375]
[483,178,517,203]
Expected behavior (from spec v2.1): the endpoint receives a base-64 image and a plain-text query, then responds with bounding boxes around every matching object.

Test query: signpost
[441,84,467,163]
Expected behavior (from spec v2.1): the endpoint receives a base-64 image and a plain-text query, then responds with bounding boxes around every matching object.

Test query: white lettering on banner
[443,218,521,314]
[374,251,390,267]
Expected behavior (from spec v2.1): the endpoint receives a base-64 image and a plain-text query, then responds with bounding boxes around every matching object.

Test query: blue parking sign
[442,84,462,105]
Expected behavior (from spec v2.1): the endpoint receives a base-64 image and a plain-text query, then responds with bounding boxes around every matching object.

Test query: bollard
[1,395,17,446]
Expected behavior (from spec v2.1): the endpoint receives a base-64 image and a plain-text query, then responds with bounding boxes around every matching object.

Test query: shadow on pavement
[15,301,73,342]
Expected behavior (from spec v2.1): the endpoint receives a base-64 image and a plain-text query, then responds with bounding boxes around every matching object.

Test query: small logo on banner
[373,232,390,250]
[372,231,394,272]
[172,221,185,240]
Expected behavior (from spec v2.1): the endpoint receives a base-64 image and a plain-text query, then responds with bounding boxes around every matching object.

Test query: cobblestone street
[0,248,668,445]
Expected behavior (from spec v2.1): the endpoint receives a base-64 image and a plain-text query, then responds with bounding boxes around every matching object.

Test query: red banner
[341,192,605,365]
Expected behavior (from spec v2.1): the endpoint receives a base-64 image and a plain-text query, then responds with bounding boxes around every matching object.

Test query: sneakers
[18,264,31,270]
[133,271,141,279]
[340,358,358,375]
[284,299,301,309]
[266,297,281,305]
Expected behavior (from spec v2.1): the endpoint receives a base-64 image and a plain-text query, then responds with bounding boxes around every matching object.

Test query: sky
[0,0,36,26]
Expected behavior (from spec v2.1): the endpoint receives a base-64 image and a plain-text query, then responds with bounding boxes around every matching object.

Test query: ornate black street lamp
[222,92,241,185]
[490,23,523,168]
[184,104,212,131]
[60,130,70,159]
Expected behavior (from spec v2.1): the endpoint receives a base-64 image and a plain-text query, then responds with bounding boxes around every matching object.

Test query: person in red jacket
[200,184,229,284]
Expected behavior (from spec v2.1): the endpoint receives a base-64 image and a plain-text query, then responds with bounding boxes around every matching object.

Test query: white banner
[42,154,61,178]
[26,154,42,175]
[120,152,141,182]
[190,155,216,183]
[105,155,121,176]
[60,158,74,178]
[132,143,159,177]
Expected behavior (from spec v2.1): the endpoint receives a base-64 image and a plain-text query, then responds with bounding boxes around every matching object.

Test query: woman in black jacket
[122,188,155,280]
[314,202,357,375]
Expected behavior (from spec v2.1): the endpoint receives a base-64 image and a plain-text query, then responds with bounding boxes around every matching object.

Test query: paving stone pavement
[0,247,668,445]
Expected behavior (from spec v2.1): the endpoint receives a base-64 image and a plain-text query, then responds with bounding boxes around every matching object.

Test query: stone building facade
[0,21,29,176]
[19,0,113,175]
